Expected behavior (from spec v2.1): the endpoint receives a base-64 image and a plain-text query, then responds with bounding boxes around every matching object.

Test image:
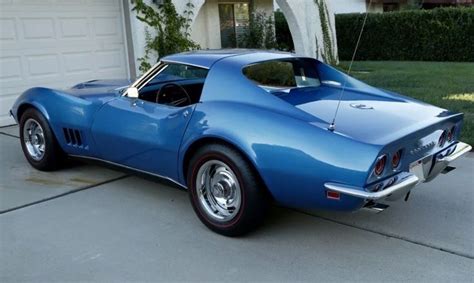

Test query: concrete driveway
[1,125,473,282]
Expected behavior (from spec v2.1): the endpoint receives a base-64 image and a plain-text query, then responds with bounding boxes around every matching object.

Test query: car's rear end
[324,111,471,211]
[201,53,471,213]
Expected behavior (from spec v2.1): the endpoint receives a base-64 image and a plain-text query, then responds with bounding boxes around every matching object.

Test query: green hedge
[336,7,474,62]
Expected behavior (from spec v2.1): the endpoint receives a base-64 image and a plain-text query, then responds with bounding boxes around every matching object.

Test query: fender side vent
[63,128,85,147]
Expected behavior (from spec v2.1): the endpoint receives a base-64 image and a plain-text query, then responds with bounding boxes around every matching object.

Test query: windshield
[243,58,320,93]
[150,63,208,84]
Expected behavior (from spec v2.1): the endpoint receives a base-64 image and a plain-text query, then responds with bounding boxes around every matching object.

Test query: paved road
[1,125,473,282]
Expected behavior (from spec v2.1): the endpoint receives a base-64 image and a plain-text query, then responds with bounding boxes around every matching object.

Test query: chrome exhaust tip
[361,202,389,214]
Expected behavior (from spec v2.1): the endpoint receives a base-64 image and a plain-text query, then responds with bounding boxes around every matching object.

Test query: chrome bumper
[438,141,472,163]
[324,141,471,202]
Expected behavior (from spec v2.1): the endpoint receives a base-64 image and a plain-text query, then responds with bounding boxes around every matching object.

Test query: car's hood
[280,86,453,145]
[64,79,132,100]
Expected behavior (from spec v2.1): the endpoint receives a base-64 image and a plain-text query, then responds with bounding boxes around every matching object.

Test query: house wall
[330,0,383,14]
[129,0,338,72]
[275,0,338,61]
[129,0,154,72]
[330,0,367,14]
[191,0,221,49]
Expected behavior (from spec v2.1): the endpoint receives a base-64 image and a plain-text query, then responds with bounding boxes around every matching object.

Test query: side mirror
[127,87,139,98]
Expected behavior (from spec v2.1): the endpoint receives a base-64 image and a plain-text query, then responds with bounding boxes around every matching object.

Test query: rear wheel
[19,108,64,171]
[187,143,268,236]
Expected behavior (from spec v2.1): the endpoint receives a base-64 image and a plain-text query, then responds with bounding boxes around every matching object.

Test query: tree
[131,0,199,73]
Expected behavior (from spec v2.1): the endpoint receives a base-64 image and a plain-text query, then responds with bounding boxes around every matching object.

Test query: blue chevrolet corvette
[10,50,471,235]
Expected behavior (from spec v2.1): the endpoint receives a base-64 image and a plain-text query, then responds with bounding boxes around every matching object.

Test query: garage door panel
[1,72,94,91]
[0,0,129,126]
[93,16,122,37]
[0,56,22,82]
[21,17,56,40]
[85,0,121,7]
[0,93,19,126]
[26,54,61,78]
[11,0,56,5]
[63,51,94,73]
[0,18,17,41]
[95,49,124,71]
[59,17,89,39]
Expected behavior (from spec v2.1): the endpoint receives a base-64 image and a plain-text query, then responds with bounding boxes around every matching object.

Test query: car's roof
[161,49,298,69]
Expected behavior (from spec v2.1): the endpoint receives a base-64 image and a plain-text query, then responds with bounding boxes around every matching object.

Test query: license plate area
[409,156,433,182]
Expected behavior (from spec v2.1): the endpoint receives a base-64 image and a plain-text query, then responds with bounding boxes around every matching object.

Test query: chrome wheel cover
[196,160,242,222]
[23,118,46,161]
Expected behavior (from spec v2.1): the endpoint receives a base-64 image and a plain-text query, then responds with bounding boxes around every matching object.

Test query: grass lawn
[339,61,474,146]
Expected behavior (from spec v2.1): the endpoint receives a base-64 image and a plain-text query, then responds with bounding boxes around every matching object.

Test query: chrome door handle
[183,110,190,117]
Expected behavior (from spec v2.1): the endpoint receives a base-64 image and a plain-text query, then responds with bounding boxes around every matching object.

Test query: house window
[218,2,249,48]
[383,3,400,12]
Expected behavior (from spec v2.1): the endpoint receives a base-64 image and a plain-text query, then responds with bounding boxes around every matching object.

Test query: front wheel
[187,144,268,236]
[19,108,65,171]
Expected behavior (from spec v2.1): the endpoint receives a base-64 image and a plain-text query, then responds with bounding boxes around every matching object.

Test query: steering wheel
[156,83,192,107]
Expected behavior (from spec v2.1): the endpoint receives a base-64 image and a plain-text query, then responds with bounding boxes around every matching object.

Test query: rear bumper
[325,173,419,201]
[324,141,471,202]
[438,141,472,163]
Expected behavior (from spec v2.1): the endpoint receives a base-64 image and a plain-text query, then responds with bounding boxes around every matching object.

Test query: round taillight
[374,155,386,176]
[392,150,402,169]
[438,130,447,147]
[448,126,456,142]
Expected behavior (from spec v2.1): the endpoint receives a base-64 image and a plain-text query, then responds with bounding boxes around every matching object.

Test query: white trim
[121,0,137,79]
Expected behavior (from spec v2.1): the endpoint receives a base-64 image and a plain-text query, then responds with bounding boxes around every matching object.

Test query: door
[90,62,209,180]
[0,0,129,126]
[218,3,250,48]
[219,4,236,48]
[91,97,194,180]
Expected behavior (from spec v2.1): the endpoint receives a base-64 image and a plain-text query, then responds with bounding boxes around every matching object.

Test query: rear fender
[179,101,380,211]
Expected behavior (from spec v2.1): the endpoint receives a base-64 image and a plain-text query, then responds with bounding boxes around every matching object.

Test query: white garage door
[0,0,130,126]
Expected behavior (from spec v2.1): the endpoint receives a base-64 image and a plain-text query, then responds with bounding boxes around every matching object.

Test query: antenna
[328,0,373,132]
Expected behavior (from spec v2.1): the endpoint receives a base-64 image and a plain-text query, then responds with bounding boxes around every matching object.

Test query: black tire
[187,143,268,236]
[19,108,65,171]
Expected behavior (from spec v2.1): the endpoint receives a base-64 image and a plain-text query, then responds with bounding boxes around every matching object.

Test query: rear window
[243,59,320,90]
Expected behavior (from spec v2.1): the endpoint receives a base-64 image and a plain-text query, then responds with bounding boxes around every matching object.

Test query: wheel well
[17,103,36,121]
[182,137,274,200]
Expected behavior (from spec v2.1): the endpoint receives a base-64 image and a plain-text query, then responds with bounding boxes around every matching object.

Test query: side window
[243,59,320,90]
[138,63,209,107]
[243,61,296,88]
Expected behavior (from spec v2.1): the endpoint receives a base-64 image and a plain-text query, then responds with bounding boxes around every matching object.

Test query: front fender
[11,87,104,156]
[11,88,53,123]
[179,101,381,211]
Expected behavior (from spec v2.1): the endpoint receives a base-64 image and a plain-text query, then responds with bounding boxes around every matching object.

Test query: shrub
[131,0,199,73]
[239,11,277,49]
[336,7,474,62]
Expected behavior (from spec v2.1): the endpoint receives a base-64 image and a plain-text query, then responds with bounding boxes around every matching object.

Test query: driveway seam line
[0,175,130,215]
[291,208,474,260]
[0,123,17,129]
[0,132,19,139]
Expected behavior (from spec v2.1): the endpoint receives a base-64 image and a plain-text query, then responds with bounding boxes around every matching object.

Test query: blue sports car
[10,50,471,236]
